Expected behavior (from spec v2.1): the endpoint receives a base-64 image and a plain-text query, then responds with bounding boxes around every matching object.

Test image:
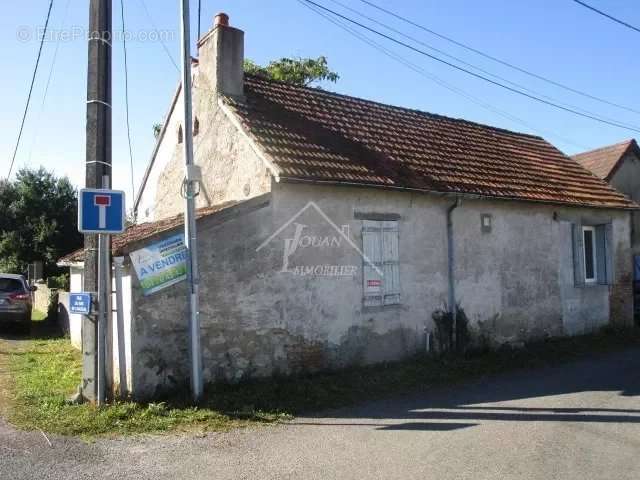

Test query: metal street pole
[83,0,112,405]
[179,0,203,401]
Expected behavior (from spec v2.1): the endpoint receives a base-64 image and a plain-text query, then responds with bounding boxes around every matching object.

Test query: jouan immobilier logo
[256,202,382,278]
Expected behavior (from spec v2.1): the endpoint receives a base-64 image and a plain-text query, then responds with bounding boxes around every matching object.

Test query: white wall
[68,267,83,350]
[111,265,133,395]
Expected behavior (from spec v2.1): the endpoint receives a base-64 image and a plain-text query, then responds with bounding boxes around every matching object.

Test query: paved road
[1,346,639,480]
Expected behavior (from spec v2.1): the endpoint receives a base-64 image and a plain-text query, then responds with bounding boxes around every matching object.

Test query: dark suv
[0,274,36,333]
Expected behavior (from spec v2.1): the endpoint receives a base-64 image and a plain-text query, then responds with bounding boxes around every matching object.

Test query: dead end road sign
[78,189,126,234]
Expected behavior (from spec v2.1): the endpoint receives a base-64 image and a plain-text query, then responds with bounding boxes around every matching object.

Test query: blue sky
[2,0,639,195]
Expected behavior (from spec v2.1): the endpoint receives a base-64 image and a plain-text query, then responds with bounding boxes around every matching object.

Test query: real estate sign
[130,234,188,296]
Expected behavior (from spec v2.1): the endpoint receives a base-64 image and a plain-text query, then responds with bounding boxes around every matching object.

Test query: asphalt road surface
[1,346,639,480]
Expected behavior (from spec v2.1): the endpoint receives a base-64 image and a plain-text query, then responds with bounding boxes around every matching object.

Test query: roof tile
[227,74,635,209]
[572,139,638,180]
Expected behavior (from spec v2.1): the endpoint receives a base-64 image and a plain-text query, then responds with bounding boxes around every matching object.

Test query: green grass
[7,339,283,437]
[6,326,640,438]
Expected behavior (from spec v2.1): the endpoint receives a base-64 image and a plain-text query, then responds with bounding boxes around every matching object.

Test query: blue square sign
[69,293,92,315]
[78,189,126,234]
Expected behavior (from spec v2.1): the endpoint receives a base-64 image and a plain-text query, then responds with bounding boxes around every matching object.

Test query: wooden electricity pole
[82,0,112,405]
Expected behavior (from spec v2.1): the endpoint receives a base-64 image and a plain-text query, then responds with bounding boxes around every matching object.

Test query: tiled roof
[225,74,635,209]
[572,139,639,180]
[58,202,238,264]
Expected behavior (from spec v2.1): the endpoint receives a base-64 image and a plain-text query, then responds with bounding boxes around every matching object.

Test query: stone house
[573,139,640,320]
[61,15,637,399]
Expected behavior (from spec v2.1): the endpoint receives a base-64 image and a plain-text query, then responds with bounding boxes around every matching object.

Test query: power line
[298,0,588,151]
[572,0,640,34]
[7,0,54,180]
[325,0,640,133]
[357,0,640,116]
[120,0,136,201]
[198,0,202,40]
[301,0,640,134]
[28,0,72,164]
[138,0,180,71]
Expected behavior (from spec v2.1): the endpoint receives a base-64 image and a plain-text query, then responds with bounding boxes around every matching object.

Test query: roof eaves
[278,176,640,211]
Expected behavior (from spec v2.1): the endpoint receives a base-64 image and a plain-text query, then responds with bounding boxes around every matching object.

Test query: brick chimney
[197,13,244,97]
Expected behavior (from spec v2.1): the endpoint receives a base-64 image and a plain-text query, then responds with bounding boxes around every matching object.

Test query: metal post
[83,0,112,404]
[97,233,106,405]
[179,0,203,401]
[113,257,128,398]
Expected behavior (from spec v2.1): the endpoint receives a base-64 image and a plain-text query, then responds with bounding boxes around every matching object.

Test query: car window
[0,278,25,293]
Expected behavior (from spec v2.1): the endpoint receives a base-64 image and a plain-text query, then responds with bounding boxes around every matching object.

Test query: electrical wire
[198,0,202,40]
[298,0,588,151]
[301,0,640,134]
[7,0,54,180]
[120,0,136,202]
[357,0,640,116]
[28,0,72,164]
[325,0,640,133]
[138,0,180,71]
[572,0,640,34]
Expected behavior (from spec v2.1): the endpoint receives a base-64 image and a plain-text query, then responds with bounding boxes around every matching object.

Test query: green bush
[47,273,69,291]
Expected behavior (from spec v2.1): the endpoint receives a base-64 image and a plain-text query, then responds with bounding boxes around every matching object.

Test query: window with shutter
[362,220,400,307]
[572,222,613,287]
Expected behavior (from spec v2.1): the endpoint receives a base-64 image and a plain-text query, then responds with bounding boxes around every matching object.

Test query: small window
[582,226,597,283]
[572,223,611,286]
[177,124,183,144]
[362,220,400,307]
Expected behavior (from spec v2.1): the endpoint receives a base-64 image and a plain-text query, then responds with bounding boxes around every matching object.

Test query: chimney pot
[215,13,230,27]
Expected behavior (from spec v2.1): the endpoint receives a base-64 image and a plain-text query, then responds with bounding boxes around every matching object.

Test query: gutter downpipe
[447,197,461,350]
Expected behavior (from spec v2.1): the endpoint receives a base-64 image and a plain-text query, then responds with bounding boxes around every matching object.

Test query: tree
[152,123,163,139]
[0,168,82,278]
[244,56,339,87]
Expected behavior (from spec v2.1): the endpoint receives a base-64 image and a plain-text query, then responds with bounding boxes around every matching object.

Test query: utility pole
[83,0,112,405]
[179,0,203,401]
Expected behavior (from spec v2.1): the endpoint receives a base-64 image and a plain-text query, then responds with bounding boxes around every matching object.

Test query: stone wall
[33,281,54,314]
[135,64,271,224]
[123,184,633,399]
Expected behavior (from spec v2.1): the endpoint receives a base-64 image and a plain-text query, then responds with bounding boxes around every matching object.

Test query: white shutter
[362,220,400,307]
[362,220,383,307]
[381,221,400,305]
[571,223,585,287]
